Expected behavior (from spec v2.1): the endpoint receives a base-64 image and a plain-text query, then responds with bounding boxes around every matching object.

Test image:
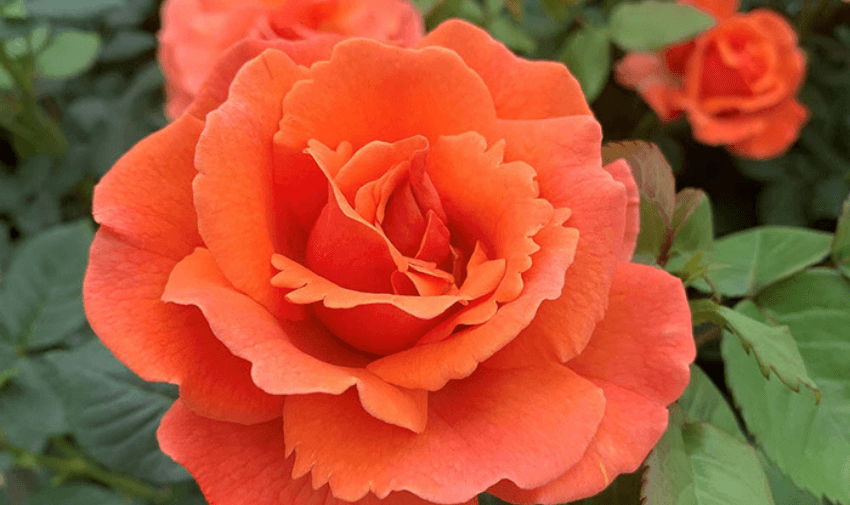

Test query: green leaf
[560,24,611,103]
[568,470,642,504]
[609,1,716,52]
[0,17,33,40]
[0,221,93,350]
[633,195,669,263]
[717,303,820,401]
[701,227,833,297]
[832,194,850,279]
[0,357,67,452]
[665,191,715,276]
[761,456,824,505]
[722,271,850,502]
[44,340,189,484]
[677,365,745,441]
[643,406,776,505]
[488,16,536,54]
[23,483,133,505]
[35,30,101,79]
[23,0,124,18]
[602,141,676,223]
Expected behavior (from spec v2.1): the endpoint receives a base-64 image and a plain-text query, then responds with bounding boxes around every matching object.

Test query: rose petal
[728,98,808,159]
[284,363,605,503]
[489,261,694,504]
[603,158,640,261]
[158,401,473,505]
[91,113,204,260]
[419,20,591,119]
[276,38,498,152]
[567,261,695,405]
[367,222,577,390]
[426,132,555,302]
[194,49,307,320]
[184,36,342,120]
[485,117,627,365]
[488,382,669,504]
[163,248,428,432]
[85,230,283,424]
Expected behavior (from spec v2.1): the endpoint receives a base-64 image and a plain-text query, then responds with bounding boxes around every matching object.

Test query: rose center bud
[291,146,473,356]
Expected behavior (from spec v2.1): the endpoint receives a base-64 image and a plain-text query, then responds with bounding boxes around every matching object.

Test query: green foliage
[677,365,745,441]
[643,406,776,505]
[832,194,850,278]
[43,341,189,484]
[609,1,716,52]
[560,24,611,103]
[699,227,833,297]
[35,30,101,80]
[722,271,850,503]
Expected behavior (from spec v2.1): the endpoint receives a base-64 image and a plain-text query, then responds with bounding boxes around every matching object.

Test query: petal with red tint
[488,381,669,504]
[158,402,475,505]
[92,113,204,260]
[419,20,591,120]
[485,117,627,365]
[368,222,578,390]
[163,248,428,432]
[277,39,498,152]
[603,158,640,261]
[84,230,283,424]
[426,132,555,302]
[728,99,808,159]
[186,37,341,120]
[284,363,605,503]
[194,49,307,321]
[331,137,429,204]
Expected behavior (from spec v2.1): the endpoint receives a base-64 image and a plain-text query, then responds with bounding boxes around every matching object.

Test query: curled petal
[164,248,428,432]
[284,364,605,503]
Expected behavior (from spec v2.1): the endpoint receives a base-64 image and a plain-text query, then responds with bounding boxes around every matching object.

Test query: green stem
[0,47,67,156]
[0,437,171,503]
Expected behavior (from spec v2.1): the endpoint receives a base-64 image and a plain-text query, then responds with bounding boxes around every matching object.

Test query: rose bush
[159,0,423,118]
[84,20,695,505]
[615,0,808,159]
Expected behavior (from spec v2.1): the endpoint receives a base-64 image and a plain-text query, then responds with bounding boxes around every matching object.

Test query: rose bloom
[159,0,423,119]
[85,20,695,505]
[616,0,808,159]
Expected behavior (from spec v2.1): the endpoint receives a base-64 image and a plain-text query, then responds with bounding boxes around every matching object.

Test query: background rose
[615,0,808,159]
[84,20,695,505]
[159,0,424,119]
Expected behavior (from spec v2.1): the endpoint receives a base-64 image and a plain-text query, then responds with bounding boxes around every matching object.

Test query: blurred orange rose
[159,0,423,118]
[616,0,808,159]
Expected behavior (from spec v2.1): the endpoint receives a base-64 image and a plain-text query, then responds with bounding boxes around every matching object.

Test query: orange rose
[85,20,695,505]
[616,0,808,159]
[159,0,424,119]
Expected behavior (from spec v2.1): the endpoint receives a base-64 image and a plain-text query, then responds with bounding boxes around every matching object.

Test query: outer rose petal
[603,158,640,261]
[277,37,498,152]
[728,98,808,159]
[85,230,284,424]
[186,37,341,121]
[92,114,204,260]
[194,49,307,320]
[284,364,605,503]
[158,401,476,505]
[163,248,428,433]
[489,262,694,504]
[418,20,591,119]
